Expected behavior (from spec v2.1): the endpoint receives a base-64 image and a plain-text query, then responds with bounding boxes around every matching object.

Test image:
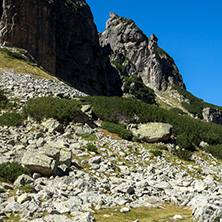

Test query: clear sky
[87,0,222,106]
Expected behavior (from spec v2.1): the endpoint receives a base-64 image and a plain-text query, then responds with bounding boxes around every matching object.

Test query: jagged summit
[100,12,185,91]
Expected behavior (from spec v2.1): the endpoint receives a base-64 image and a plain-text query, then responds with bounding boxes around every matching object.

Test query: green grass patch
[80,133,97,141]
[0,47,28,62]
[150,149,163,157]
[0,162,30,183]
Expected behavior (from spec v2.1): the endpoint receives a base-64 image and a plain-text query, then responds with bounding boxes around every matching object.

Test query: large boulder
[21,148,60,177]
[128,122,172,142]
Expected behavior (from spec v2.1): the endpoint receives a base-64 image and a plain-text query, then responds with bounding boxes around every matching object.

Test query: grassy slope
[0,47,55,79]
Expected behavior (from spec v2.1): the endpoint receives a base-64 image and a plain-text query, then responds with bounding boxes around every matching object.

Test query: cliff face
[0,0,122,96]
[100,12,185,91]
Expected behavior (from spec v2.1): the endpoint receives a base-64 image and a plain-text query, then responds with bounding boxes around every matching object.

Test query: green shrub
[23,97,83,123]
[170,108,186,115]
[150,150,163,157]
[0,112,23,126]
[203,144,222,159]
[0,188,5,193]
[0,89,9,109]
[102,121,133,140]
[172,147,193,161]
[86,143,98,153]
[123,75,155,104]
[111,60,126,73]
[0,162,30,183]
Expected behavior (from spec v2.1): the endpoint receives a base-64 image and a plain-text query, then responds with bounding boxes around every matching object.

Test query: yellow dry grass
[94,204,193,222]
[0,48,55,79]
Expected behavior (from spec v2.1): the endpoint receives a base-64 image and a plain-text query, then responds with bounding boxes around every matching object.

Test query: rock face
[202,107,222,124]
[128,122,172,142]
[0,0,122,96]
[100,12,185,91]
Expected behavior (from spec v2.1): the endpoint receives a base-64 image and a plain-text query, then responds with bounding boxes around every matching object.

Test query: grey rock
[128,122,172,142]
[14,174,34,187]
[21,148,60,177]
[41,119,63,134]
[203,107,222,125]
[88,156,103,164]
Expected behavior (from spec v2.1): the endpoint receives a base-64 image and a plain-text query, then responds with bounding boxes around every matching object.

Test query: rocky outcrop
[100,12,185,91]
[128,122,172,142]
[0,0,122,96]
[202,107,222,124]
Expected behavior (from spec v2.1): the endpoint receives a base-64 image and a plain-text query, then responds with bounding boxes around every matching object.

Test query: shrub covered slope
[23,96,222,159]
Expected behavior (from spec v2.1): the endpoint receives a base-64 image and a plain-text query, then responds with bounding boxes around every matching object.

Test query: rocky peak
[100,13,185,91]
[148,33,158,54]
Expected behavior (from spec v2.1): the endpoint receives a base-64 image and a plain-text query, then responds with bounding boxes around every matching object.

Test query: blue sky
[87,0,222,106]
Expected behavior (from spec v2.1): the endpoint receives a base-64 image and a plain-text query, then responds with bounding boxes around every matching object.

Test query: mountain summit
[100,12,185,91]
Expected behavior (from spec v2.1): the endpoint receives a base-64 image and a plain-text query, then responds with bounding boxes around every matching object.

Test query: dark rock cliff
[0,0,122,96]
[100,12,185,91]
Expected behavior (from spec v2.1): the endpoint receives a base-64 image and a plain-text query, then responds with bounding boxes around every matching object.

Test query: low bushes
[23,97,83,124]
[102,121,133,140]
[23,96,222,156]
[171,147,193,161]
[84,96,222,151]
[0,112,23,126]
[0,162,30,183]
[203,145,222,159]
[150,150,163,157]
[0,89,8,109]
